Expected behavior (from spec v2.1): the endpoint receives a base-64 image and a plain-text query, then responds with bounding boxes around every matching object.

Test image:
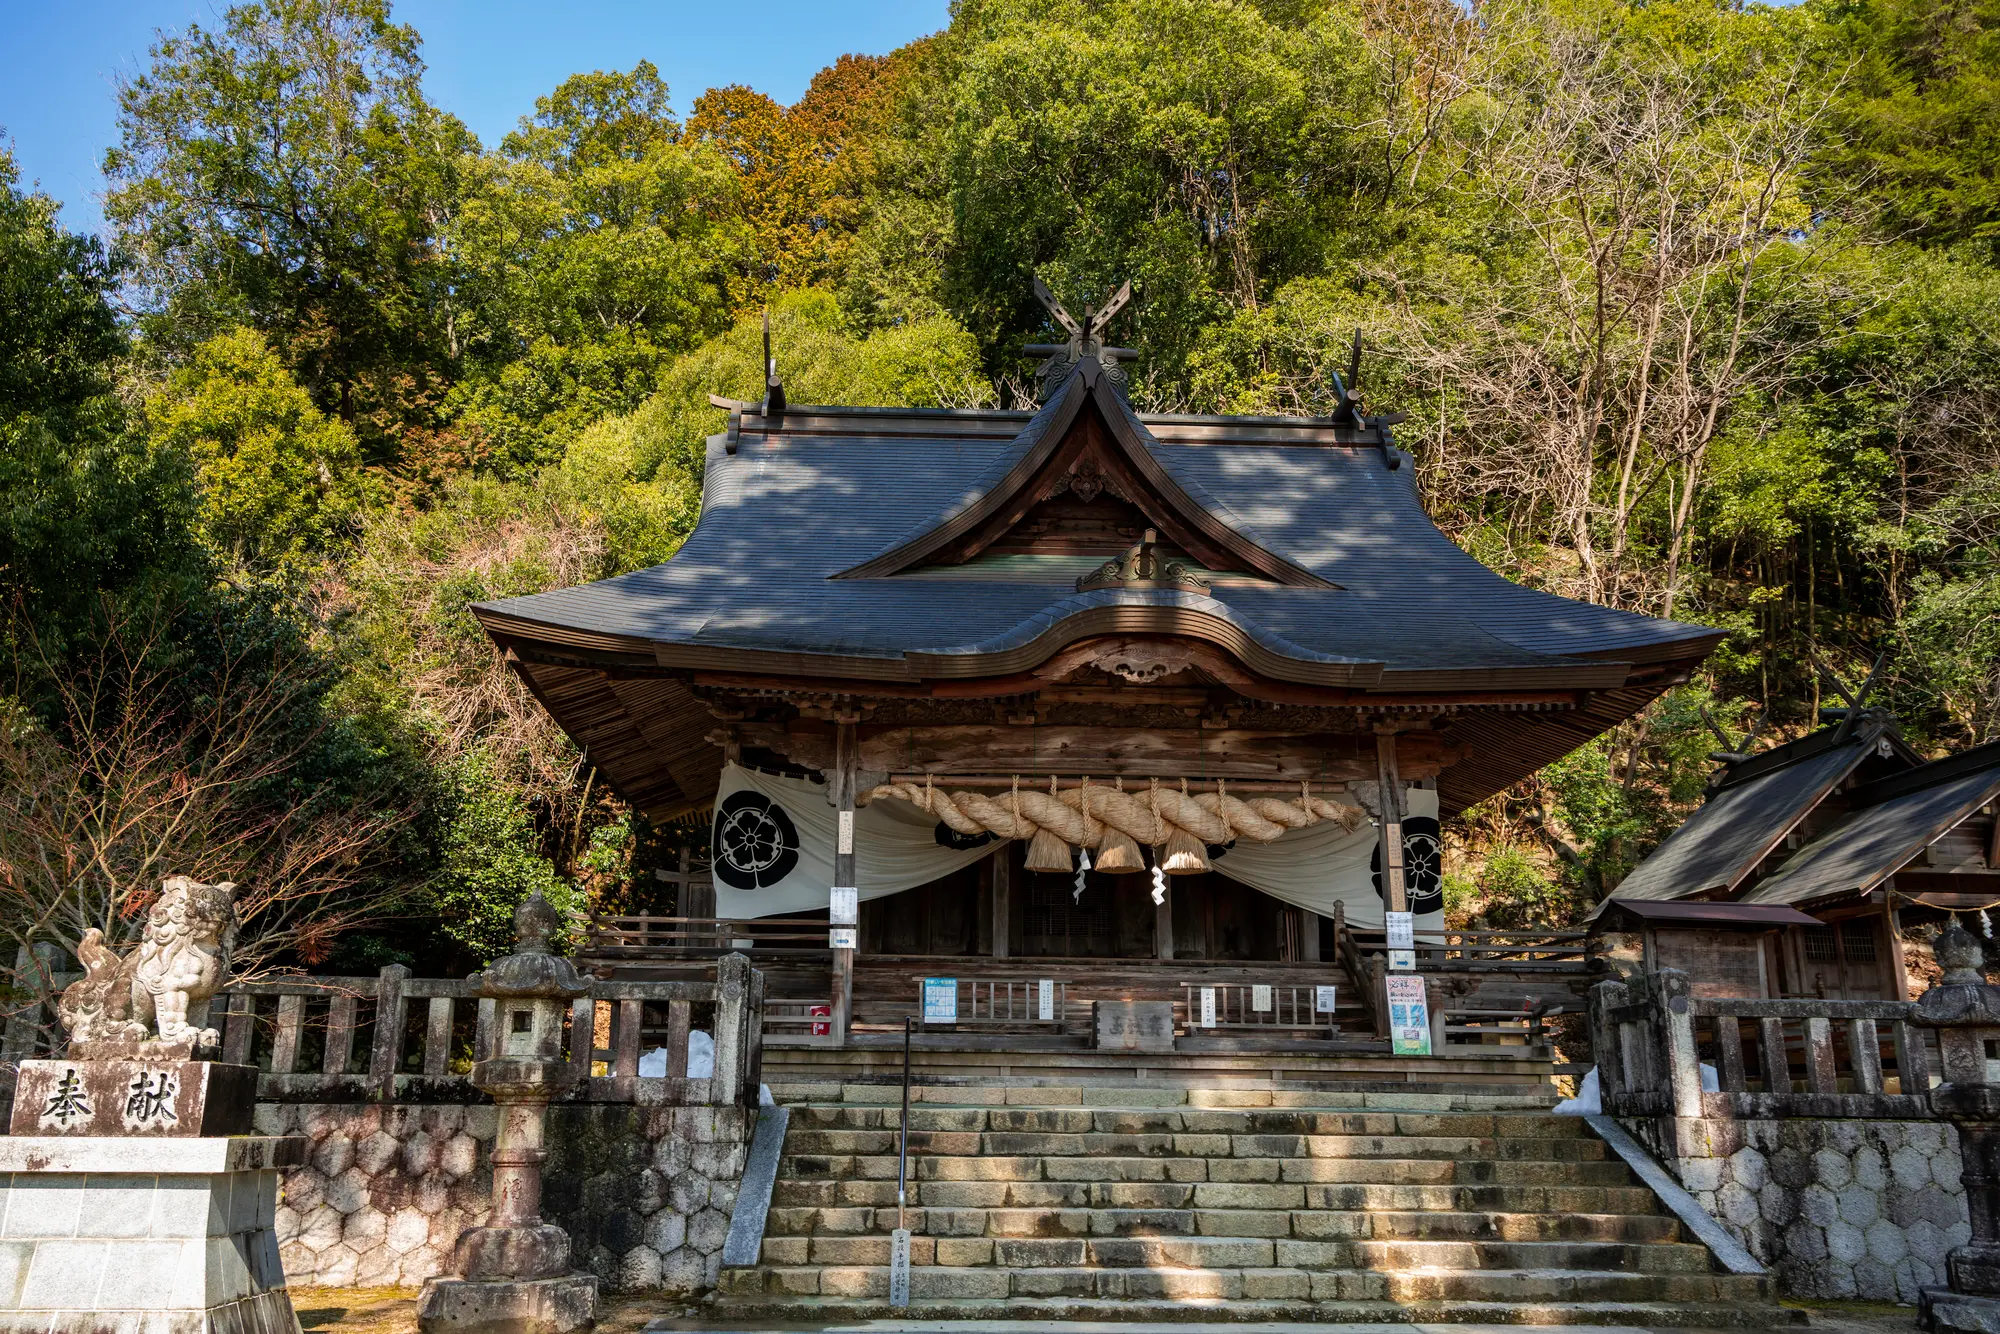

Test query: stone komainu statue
[56,875,239,1058]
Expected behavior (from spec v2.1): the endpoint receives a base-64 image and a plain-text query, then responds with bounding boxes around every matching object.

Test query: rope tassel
[865,775,1366,869]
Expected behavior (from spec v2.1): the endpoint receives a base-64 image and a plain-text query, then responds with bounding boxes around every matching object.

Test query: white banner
[710,764,996,918]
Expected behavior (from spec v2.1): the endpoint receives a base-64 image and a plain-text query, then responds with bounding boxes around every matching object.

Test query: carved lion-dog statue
[56,875,239,1058]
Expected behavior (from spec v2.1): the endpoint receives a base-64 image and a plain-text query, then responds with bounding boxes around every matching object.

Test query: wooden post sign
[889,1226,912,1309]
[1386,910,1415,971]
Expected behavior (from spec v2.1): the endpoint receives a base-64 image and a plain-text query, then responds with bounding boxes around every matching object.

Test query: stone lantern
[419,891,599,1334]
[1918,922,2000,1334]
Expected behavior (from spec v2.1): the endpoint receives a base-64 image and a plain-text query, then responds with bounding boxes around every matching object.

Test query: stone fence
[1590,968,1967,1303]
[2,952,772,1297]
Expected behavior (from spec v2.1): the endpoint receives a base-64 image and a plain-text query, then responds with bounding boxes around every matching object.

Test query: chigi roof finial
[1025,276,1139,402]
[762,307,786,415]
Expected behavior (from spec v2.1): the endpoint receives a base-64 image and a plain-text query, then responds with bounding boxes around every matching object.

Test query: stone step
[720,1263,1768,1304]
[761,1232,1719,1273]
[767,1082,1561,1112]
[784,1104,1592,1137]
[704,1294,1795,1327]
[764,1203,1682,1243]
[781,1127,1607,1160]
[770,1176,1665,1214]
[777,1153,1633,1187]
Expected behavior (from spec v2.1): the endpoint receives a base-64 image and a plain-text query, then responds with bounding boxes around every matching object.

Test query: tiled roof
[478,368,1720,687]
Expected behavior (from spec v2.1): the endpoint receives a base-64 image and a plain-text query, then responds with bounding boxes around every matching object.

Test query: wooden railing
[932,979,1072,1028]
[583,915,831,959]
[1441,1004,1557,1056]
[1590,968,1936,1119]
[1181,980,1342,1035]
[3,951,766,1107]
[1345,927,1589,972]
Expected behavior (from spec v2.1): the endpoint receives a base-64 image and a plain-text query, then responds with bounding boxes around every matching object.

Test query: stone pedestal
[11,1060,256,1137]
[1923,1288,2000,1334]
[0,1135,305,1334]
[417,1275,598,1334]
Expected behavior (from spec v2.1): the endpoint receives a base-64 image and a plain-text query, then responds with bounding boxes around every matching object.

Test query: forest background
[3,0,1997,977]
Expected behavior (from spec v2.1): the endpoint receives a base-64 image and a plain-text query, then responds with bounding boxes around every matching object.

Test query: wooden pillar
[831,718,858,1046]
[1155,881,1174,960]
[1300,909,1321,962]
[990,844,1012,959]
[1375,730,1408,914]
[1884,891,1911,1001]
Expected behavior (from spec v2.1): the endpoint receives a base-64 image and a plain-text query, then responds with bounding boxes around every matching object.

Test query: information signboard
[828,927,857,950]
[1314,985,1339,1014]
[829,886,857,926]
[922,977,958,1024]
[1387,911,1416,971]
[1199,986,1217,1029]
[1386,974,1432,1056]
[1038,979,1055,1022]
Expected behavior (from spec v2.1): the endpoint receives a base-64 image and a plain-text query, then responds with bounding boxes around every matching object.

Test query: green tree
[143,328,368,573]
[1811,0,2000,254]
[855,0,1442,390]
[451,62,749,473]
[0,151,124,425]
[104,0,476,451]
[0,152,203,646]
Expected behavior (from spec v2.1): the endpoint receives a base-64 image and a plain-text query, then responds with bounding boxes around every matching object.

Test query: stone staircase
[713,1081,1789,1325]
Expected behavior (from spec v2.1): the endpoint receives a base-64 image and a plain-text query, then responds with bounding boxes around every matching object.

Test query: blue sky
[0,0,950,233]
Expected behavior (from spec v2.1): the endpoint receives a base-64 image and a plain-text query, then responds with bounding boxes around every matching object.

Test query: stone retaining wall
[256,1101,755,1294]
[1628,1113,1968,1303]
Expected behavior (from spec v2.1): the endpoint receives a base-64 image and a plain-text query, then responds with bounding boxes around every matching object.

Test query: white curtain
[1209,787,1445,935]
[712,763,1445,936]
[710,764,995,918]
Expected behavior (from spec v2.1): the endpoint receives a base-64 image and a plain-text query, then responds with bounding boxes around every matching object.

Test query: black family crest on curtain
[1372,814,1444,916]
[712,789,801,890]
[935,823,996,851]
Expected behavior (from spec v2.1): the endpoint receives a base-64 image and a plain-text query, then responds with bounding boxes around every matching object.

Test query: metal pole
[898,1014,912,1228]
[890,1014,913,1309]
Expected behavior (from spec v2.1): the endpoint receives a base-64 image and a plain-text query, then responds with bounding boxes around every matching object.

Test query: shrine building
[473,286,1723,1070]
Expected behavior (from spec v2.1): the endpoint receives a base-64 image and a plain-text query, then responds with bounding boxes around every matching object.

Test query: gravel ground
[288,1288,1926,1334]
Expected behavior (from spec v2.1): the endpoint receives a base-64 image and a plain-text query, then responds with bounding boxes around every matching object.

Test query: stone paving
[287,1287,1920,1334]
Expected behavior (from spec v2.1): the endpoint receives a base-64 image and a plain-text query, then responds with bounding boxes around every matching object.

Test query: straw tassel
[1024,774,1073,872]
[1094,778,1145,873]
[1160,778,1210,874]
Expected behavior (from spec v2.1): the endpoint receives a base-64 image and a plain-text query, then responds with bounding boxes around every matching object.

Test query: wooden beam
[832,719,857,1046]
[1884,892,1911,1002]
[991,846,1012,960]
[741,722,1451,782]
[1376,731,1408,915]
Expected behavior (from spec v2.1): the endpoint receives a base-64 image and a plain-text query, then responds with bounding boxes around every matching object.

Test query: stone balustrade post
[712,952,751,1105]
[1588,977,1631,1114]
[1917,923,2000,1334]
[1652,968,1705,1120]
